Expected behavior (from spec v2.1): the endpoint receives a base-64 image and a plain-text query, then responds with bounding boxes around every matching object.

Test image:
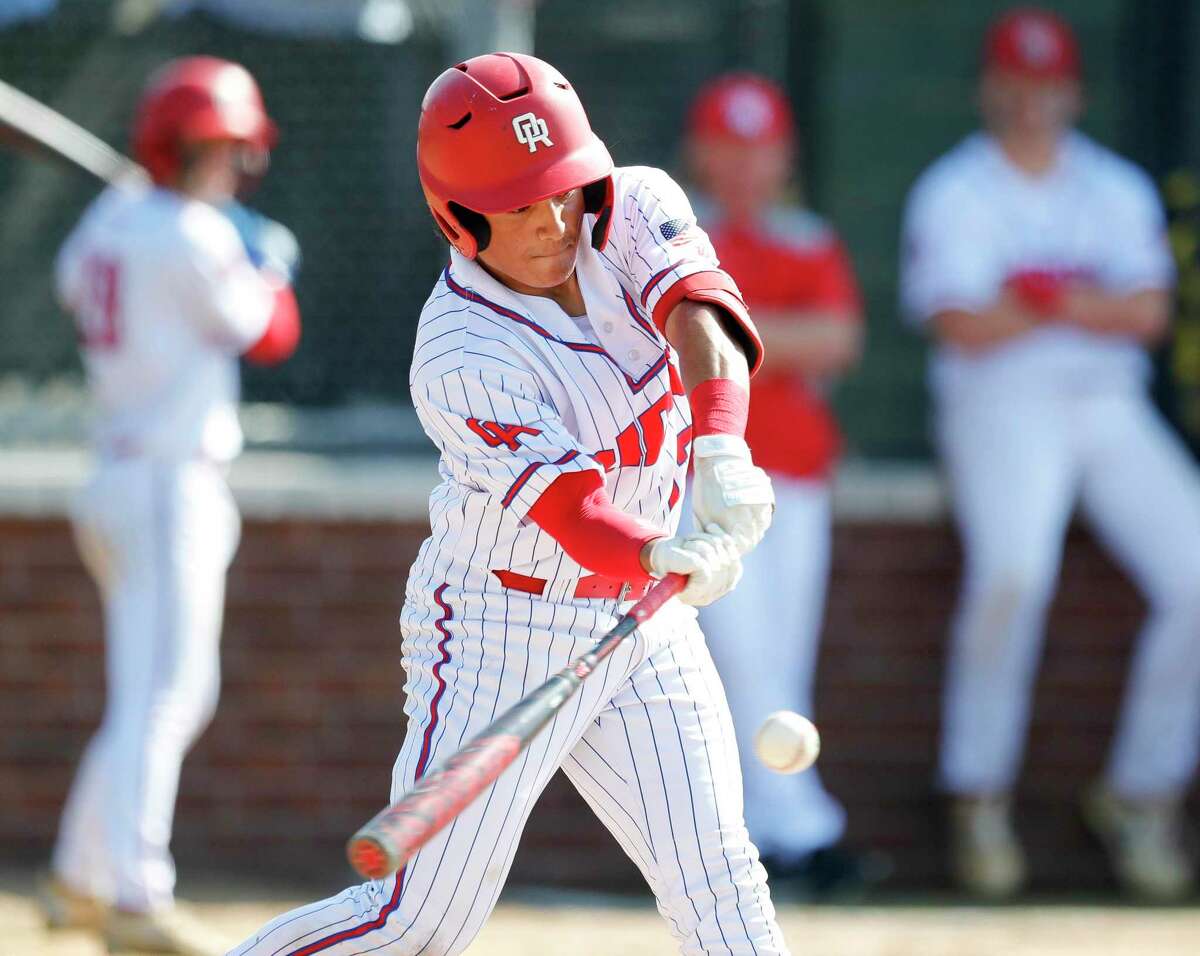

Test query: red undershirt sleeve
[527,470,661,584]
[243,284,301,365]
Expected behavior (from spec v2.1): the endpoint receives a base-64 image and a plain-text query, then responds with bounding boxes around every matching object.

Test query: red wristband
[689,378,749,437]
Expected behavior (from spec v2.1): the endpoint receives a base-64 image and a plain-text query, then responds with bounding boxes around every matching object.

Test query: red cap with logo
[983,7,1081,80]
[687,73,794,145]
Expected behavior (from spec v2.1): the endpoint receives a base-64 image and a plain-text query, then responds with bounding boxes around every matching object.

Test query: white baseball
[753,710,820,774]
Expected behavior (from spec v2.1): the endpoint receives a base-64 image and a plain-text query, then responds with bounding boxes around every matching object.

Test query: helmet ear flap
[424,202,475,257]
[583,176,614,251]
[447,202,491,256]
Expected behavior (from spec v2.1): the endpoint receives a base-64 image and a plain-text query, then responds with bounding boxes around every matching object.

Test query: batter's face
[178,140,259,204]
[477,188,586,294]
[980,72,1080,143]
[688,138,792,222]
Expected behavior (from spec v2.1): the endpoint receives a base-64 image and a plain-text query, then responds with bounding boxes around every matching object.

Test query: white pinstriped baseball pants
[53,458,239,911]
[938,385,1200,798]
[232,589,788,956]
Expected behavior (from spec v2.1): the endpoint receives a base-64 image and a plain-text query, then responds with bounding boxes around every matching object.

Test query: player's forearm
[1063,288,1170,344]
[930,298,1036,354]
[664,300,751,393]
[664,300,755,440]
[751,309,862,377]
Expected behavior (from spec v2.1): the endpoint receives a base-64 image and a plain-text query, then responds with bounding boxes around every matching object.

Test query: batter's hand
[223,201,301,282]
[691,434,775,555]
[642,526,742,606]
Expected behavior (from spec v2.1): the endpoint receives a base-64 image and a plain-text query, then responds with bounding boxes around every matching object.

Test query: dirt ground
[4,870,1200,956]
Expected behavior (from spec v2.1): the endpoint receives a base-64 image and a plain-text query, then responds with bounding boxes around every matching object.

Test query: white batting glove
[691,434,775,556]
[644,525,743,607]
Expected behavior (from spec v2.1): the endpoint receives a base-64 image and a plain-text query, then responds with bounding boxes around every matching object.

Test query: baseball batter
[902,8,1200,901]
[41,58,301,954]
[683,73,868,894]
[232,52,785,956]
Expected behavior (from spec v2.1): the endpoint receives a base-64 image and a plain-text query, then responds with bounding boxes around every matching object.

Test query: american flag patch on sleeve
[659,218,692,241]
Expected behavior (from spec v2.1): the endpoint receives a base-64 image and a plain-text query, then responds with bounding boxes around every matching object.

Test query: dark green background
[2,0,1195,457]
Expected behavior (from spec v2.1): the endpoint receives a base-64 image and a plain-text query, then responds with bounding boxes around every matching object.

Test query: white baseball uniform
[51,182,277,911]
[233,165,788,956]
[902,130,1200,799]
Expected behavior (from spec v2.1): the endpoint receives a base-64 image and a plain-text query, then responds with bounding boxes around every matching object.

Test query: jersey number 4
[466,418,542,451]
[75,256,121,349]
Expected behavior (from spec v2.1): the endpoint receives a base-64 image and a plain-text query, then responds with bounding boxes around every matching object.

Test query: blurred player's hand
[223,201,301,283]
[643,526,742,606]
[1004,269,1066,318]
[691,435,774,555]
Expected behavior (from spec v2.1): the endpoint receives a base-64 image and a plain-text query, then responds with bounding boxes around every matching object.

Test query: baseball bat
[0,77,144,185]
[347,572,687,880]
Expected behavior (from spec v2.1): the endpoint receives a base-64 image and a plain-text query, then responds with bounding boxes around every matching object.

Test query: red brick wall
[2,516,1193,892]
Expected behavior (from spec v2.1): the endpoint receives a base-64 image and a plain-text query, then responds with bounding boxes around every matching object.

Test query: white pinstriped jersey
[407,165,735,605]
[901,131,1174,399]
[56,183,275,462]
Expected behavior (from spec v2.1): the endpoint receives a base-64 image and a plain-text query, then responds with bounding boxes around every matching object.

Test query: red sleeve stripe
[500,451,580,509]
[651,270,763,376]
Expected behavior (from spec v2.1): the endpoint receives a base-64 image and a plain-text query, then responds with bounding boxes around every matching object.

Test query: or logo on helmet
[512,112,554,153]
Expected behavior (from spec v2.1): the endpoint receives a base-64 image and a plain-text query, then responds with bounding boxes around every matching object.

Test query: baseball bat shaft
[0,78,144,184]
[346,572,687,880]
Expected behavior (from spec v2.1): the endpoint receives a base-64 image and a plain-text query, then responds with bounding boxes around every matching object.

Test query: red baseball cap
[983,7,1081,80]
[687,72,794,145]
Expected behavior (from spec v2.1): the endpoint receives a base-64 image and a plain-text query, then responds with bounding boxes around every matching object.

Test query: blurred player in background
[902,7,1200,901]
[683,73,870,897]
[233,51,787,956]
[40,57,301,954]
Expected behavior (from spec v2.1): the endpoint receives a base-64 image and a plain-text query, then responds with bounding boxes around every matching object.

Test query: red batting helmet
[133,56,277,185]
[417,52,614,259]
[983,8,1081,81]
[687,73,794,145]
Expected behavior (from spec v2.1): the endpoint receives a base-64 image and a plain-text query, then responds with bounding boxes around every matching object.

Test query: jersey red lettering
[676,424,693,465]
[636,392,675,466]
[668,359,686,397]
[76,255,121,349]
[598,393,682,470]
[616,422,641,466]
[466,418,542,451]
